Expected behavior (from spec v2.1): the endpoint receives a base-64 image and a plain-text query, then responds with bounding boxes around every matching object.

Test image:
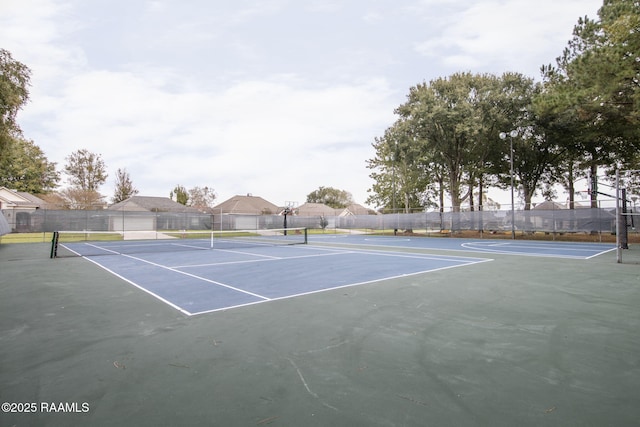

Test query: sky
[1,0,603,209]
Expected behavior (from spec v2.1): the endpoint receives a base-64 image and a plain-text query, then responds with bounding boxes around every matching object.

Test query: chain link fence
[1,207,619,236]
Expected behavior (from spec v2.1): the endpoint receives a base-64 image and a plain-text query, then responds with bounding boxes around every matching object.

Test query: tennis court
[55,232,492,315]
[312,233,615,259]
[1,234,639,427]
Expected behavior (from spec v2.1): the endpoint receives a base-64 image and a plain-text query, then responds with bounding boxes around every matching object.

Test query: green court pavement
[1,242,639,426]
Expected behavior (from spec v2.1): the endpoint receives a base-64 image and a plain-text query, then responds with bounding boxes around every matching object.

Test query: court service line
[305,243,491,263]
[118,253,271,301]
[172,250,351,269]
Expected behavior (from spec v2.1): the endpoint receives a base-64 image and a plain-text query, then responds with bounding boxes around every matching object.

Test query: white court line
[81,243,493,316]
[118,253,270,301]
[189,257,493,316]
[305,243,491,263]
[586,247,617,259]
[82,256,192,316]
[312,237,615,259]
[172,251,351,268]
[459,242,612,259]
[467,241,611,252]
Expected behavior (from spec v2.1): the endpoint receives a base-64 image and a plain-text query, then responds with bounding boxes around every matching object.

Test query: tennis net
[50,228,308,258]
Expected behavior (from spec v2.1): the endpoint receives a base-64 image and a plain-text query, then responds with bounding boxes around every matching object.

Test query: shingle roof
[16,192,47,206]
[296,203,341,216]
[344,203,376,215]
[213,195,280,214]
[108,196,201,212]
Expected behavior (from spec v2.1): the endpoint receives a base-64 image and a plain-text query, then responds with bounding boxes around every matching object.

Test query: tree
[366,119,430,212]
[394,72,510,212]
[187,186,216,211]
[58,187,104,210]
[112,168,138,204]
[541,0,640,207]
[64,149,107,191]
[492,73,565,211]
[62,149,108,209]
[0,137,59,193]
[170,185,189,205]
[0,49,31,155]
[306,186,354,209]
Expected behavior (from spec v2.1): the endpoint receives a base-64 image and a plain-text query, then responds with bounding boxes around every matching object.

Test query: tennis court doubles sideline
[81,244,491,316]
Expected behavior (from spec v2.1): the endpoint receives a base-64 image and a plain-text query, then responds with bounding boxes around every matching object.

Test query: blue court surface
[78,243,491,316]
[312,234,616,259]
[67,234,614,316]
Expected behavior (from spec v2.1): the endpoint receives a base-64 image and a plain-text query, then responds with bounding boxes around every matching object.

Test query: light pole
[392,140,397,214]
[499,130,518,239]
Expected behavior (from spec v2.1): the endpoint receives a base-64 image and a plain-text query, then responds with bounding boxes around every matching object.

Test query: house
[108,196,203,231]
[0,187,48,231]
[213,194,281,215]
[296,202,341,217]
[0,187,47,210]
[109,196,201,213]
[532,200,565,211]
[342,203,377,216]
[296,202,377,217]
[212,194,282,230]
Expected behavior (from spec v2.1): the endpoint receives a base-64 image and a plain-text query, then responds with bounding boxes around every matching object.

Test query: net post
[621,188,629,249]
[50,231,59,258]
[304,227,308,244]
[616,169,622,263]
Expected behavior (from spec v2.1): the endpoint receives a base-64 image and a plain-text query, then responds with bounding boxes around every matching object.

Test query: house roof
[108,196,201,212]
[213,195,280,214]
[343,203,376,216]
[296,202,341,216]
[0,187,45,209]
[532,200,566,210]
[295,202,377,216]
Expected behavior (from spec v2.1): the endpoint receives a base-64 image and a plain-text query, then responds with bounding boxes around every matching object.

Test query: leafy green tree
[0,49,31,155]
[541,0,640,207]
[170,185,189,205]
[0,137,59,193]
[306,186,353,209]
[366,119,430,212]
[62,149,107,209]
[112,168,138,204]
[394,72,511,211]
[64,149,108,192]
[491,73,567,211]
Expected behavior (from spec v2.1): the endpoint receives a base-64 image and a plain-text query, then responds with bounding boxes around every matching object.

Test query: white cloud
[413,0,601,77]
[5,0,603,208]
[22,66,395,204]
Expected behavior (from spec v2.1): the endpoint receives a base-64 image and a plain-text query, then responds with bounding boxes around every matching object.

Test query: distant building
[342,203,377,216]
[296,202,377,217]
[296,202,340,217]
[108,196,203,231]
[109,196,201,213]
[213,194,281,215]
[532,200,566,210]
[212,194,282,230]
[0,187,48,231]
